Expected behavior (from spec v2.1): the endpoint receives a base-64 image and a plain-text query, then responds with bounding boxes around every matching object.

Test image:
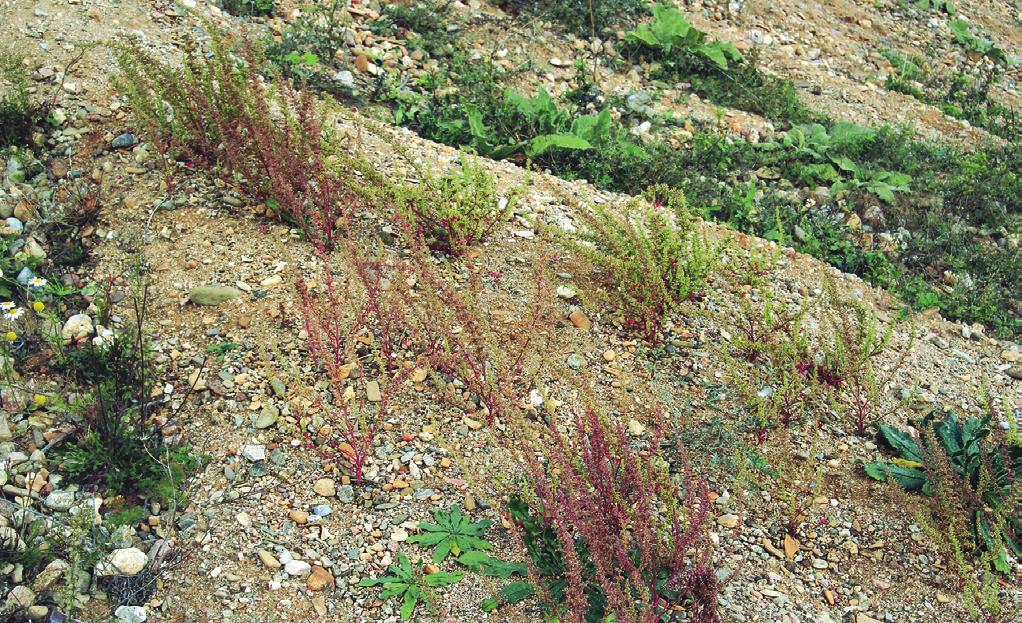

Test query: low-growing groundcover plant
[503,409,719,623]
[359,553,464,621]
[408,505,494,563]
[866,409,1021,573]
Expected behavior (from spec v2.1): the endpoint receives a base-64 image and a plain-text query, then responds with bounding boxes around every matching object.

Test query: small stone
[241,444,266,462]
[717,514,739,529]
[313,478,336,497]
[43,490,75,511]
[285,560,311,577]
[289,510,309,524]
[856,614,882,623]
[111,133,138,149]
[257,550,281,570]
[61,314,94,343]
[105,547,148,576]
[602,350,616,362]
[307,565,334,591]
[26,605,48,621]
[569,310,591,330]
[626,419,645,436]
[566,353,584,370]
[391,529,408,542]
[556,285,576,299]
[259,274,282,287]
[337,485,355,504]
[812,558,828,570]
[823,589,836,606]
[254,405,279,429]
[783,534,799,559]
[366,381,382,402]
[114,605,147,623]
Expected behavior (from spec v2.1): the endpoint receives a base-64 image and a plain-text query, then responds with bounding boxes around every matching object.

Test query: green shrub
[221,0,274,17]
[369,0,454,56]
[396,151,520,256]
[266,0,354,96]
[0,48,44,148]
[561,186,714,341]
[625,4,743,71]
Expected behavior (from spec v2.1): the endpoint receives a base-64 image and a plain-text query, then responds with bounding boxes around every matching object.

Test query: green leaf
[570,109,611,143]
[423,571,464,587]
[400,590,418,621]
[877,424,923,462]
[432,537,454,563]
[830,155,859,175]
[864,461,928,491]
[408,531,447,547]
[481,581,537,612]
[698,44,729,70]
[457,551,528,578]
[526,133,592,158]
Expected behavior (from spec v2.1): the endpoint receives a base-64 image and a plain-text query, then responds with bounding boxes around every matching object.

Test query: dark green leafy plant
[865,411,1021,571]
[221,0,274,17]
[625,4,743,71]
[359,553,463,621]
[456,550,528,578]
[408,505,494,563]
[950,19,1010,65]
[500,0,649,35]
[1,49,47,148]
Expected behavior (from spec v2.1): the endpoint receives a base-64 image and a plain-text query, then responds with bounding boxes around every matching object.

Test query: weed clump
[561,186,715,342]
[0,49,46,149]
[395,152,520,256]
[116,34,361,251]
[506,409,719,623]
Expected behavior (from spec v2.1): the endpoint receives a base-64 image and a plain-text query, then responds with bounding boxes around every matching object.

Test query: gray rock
[337,485,355,503]
[254,405,278,429]
[115,605,147,623]
[43,490,75,512]
[111,133,138,149]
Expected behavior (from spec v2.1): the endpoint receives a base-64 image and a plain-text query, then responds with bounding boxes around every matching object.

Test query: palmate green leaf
[697,44,729,70]
[570,109,611,143]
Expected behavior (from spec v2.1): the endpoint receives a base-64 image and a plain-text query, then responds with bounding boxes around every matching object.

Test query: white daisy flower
[0,302,14,311]
[28,277,48,288]
[4,307,24,321]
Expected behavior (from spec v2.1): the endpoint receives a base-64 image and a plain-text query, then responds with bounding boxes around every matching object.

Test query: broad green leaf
[432,538,454,563]
[865,462,928,491]
[830,155,859,174]
[877,424,923,462]
[570,109,611,143]
[457,551,528,578]
[870,182,896,204]
[698,44,729,70]
[481,581,537,611]
[526,133,592,158]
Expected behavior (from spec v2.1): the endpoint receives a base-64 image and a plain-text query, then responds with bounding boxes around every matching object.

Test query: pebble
[313,478,336,497]
[257,550,281,570]
[717,514,740,529]
[284,560,311,577]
